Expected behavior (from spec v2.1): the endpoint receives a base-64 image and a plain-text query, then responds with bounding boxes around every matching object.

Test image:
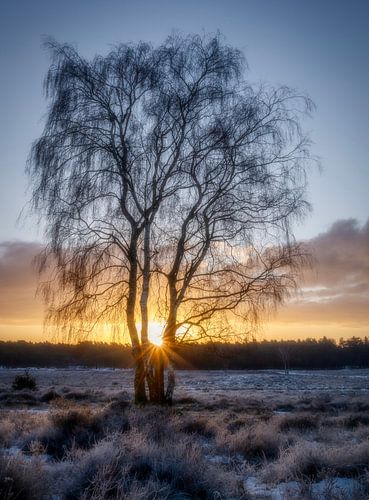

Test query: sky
[0,0,368,342]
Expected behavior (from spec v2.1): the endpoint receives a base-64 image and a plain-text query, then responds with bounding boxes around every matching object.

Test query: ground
[1,368,369,499]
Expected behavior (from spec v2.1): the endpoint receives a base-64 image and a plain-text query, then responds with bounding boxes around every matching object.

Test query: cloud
[1,218,368,340]
[304,218,369,288]
[276,218,369,328]
[0,241,44,325]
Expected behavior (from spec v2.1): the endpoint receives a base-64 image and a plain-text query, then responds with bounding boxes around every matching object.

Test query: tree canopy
[28,33,314,402]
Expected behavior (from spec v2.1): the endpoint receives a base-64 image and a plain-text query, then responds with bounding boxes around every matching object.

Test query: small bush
[227,417,250,432]
[342,414,369,429]
[0,391,38,406]
[0,418,15,447]
[12,371,37,391]
[22,406,102,459]
[278,413,318,432]
[64,391,91,401]
[265,440,369,483]
[0,455,43,500]
[264,443,325,482]
[221,421,287,460]
[40,389,60,402]
[175,396,199,405]
[182,416,216,438]
[23,402,130,459]
[66,431,241,499]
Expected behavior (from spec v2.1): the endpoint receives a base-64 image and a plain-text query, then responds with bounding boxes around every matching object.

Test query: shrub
[40,389,60,402]
[278,413,318,432]
[181,416,217,438]
[66,431,241,499]
[175,396,199,405]
[64,391,91,401]
[264,442,325,482]
[342,414,369,429]
[23,401,130,459]
[0,455,43,500]
[221,421,287,460]
[0,417,15,447]
[265,440,369,483]
[12,371,37,391]
[0,391,38,407]
[21,406,102,459]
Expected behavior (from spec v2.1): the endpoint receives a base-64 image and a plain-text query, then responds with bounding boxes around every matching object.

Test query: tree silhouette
[28,33,313,403]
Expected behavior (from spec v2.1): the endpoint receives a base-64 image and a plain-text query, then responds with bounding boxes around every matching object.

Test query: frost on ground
[0,368,369,499]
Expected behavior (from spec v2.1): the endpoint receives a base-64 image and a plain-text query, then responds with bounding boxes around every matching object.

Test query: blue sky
[0,0,368,341]
[1,0,368,241]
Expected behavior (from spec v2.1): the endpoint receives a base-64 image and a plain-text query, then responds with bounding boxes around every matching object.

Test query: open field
[1,368,369,499]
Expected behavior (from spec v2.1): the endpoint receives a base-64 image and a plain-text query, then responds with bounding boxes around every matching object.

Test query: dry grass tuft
[181,415,217,438]
[39,389,60,402]
[265,440,369,483]
[0,455,45,500]
[278,413,318,431]
[219,420,288,460]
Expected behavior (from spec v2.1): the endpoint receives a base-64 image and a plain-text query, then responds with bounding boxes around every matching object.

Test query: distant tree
[278,344,291,374]
[28,33,314,403]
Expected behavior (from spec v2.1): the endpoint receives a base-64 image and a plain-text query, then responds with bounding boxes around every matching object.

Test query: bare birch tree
[28,33,313,403]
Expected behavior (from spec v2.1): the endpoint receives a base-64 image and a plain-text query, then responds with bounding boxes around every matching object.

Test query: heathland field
[1,368,369,499]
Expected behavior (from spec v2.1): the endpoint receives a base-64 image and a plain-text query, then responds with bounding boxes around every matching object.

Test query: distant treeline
[0,337,369,370]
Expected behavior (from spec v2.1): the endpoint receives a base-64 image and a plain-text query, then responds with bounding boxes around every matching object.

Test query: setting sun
[148,322,164,346]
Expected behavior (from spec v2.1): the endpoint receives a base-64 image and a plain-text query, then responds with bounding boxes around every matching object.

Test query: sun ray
[147,322,164,346]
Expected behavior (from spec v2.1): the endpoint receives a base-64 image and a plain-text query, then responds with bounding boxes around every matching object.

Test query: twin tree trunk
[132,312,177,405]
[130,221,176,404]
[133,344,175,405]
[127,220,178,404]
[130,291,177,405]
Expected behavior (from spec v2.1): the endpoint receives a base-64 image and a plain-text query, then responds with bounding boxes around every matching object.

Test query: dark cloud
[305,218,369,288]
[277,218,369,327]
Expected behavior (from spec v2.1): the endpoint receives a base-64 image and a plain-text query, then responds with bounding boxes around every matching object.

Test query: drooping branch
[27,33,314,404]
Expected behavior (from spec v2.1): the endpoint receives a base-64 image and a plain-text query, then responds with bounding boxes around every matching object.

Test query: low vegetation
[12,371,37,391]
[0,368,369,498]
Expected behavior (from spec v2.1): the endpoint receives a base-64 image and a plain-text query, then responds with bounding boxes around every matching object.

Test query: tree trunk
[154,348,165,403]
[133,347,147,404]
[162,315,177,404]
[146,345,165,404]
[165,362,175,405]
[127,232,147,404]
[139,222,157,401]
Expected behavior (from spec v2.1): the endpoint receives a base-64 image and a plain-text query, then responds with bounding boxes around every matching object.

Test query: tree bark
[133,346,147,404]
[154,348,165,403]
[140,223,150,346]
[162,312,177,404]
[165,362,176,405]
[139,222,157,401]
[127,232,147,404]
[142,345,164,404]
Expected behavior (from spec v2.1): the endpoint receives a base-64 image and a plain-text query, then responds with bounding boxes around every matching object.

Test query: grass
[264,440,369,484]
[0,454,45,500]
[218,420,288,460]
[278,412,318,431]
[0,368,369,498]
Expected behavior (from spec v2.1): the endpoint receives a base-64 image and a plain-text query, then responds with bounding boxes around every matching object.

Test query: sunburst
[148,322,164,346]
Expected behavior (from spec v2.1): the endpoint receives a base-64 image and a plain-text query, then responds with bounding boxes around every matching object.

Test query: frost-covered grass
[1,368,369,498]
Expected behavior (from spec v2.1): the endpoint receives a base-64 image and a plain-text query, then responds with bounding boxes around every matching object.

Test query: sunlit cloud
[1,218,368,341]
[267,218,369,339]
[0,241,44,325]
